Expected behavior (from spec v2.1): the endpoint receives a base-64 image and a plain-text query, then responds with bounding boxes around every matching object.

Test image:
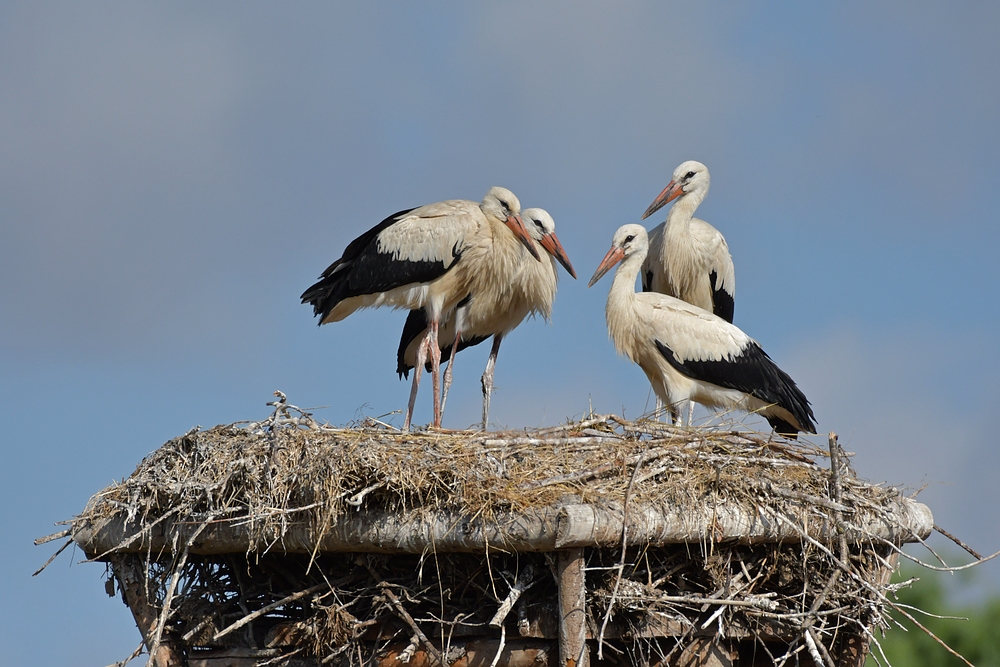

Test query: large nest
[68,397,934,666]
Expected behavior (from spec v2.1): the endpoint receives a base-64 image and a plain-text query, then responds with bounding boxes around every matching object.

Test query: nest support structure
[70,408,933,667]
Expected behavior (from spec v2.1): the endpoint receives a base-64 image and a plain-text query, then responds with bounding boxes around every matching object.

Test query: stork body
[301,187,538,430]
[589,224,815,437]
[641,161,735,323]
[397,208,576,428]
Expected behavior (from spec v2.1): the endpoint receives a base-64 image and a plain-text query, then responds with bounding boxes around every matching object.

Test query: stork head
[588,224,649,287]
[640,160,711,220]
[522,208,577,279]
[482,186,540,261]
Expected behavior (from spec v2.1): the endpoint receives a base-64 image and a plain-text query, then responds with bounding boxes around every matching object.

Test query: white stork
[397,207,576,428]
[589,224,815,437]
[641,160,735,323]
[300,186,539,430]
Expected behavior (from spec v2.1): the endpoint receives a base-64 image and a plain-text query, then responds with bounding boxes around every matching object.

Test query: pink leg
[403,333,430,431]
[429,319,443,427]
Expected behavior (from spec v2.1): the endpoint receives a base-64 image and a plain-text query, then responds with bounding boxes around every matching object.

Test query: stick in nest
[359,558,445,666]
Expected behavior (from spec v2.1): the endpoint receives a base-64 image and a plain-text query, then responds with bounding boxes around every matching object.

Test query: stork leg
[654,396,666,422]
[403,332,431,432]
[429,319,443,428]
[481,335,504,430]
[440,323,463,418]
[686,400,696,427]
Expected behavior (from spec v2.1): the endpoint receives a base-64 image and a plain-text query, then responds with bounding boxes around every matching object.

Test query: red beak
[539,232,577,279]
[505,214,542,261]
[588,245,625,287]
[640,179,683,220]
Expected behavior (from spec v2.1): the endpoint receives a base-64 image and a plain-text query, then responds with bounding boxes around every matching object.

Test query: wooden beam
[556,549,588,667]
[76,498,934,558]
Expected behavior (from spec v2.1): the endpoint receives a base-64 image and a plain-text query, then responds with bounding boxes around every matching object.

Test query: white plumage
[301,186,539,430]
[641,160,735,323]
[397,207,576,428]
[589,224,815,436]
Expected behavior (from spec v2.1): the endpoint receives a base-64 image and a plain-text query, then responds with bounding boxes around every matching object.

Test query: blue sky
[3,3,999,664]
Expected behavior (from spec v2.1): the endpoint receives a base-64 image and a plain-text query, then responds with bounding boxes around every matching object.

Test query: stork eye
[534,220,544,229]
[624,234,635,244]
[685,171,696,179]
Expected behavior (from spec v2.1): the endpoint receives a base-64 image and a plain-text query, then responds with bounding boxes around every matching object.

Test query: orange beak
[588,245,625,287]
[539,232,577,279]
[505,214,542,261]
[640,179,683,220]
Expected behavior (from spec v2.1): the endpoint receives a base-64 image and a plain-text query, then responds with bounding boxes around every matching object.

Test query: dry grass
[65,397,938,666]
[78,407,894,547]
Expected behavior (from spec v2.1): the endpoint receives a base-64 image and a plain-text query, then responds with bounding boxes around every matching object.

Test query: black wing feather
[396,308,430,379]
[709,270,735,323]
[301,207,462,321]
[654,339,815,435]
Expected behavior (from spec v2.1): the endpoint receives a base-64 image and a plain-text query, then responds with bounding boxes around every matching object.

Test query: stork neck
[604,248,645,357]
[665,190,704,232]
[608,250,644,309]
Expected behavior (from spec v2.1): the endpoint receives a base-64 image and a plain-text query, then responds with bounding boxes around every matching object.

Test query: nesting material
[69,401,933,666]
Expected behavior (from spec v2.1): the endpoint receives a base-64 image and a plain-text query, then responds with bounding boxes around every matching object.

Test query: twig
[32,537,73,576]
[34,529,71,545]
[793,433,851,658]
[887,599,975,667]
[934,524,983,560]
[762,483,854,514]
[213,584,326,641]
[828,433,851,565]
[489,564,536,628]
[892,602,968,621]
[521,447,668,490]
[488,623,506,667]
[484,435,624,448]
[532,414,620,436]
[105,641,145,667]
[345,483,384,507]
[360,559,444,666]
[147,519,210,665]
[180,617,212,643]
[877,538,1000,572]
[88,505,183,562]
[912,534,950,568]
[778,512,977,667]
[258,647,306,666]
[805,627,836,667]
[606,591,779,611]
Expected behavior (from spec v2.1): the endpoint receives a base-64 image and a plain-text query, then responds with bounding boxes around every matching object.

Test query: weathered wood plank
[76,498,933,558]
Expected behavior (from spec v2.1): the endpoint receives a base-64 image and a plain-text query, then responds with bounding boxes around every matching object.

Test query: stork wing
[689,217,735,322]
[301,200,481,319]
[643,294,813,433]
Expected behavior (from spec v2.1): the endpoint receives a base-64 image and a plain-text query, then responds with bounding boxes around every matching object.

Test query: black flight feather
[654,339,816,435]
[709,270,735,324]
[301,207,463,322]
